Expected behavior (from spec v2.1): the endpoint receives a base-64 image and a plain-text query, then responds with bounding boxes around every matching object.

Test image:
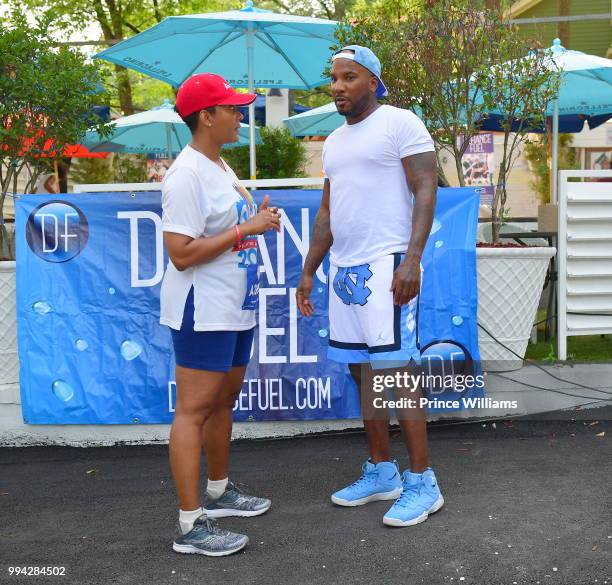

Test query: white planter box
[0,260,19,405]
[476,246,556,371]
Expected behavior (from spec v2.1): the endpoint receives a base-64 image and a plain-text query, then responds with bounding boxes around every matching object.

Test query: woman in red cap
[160,73,281,556]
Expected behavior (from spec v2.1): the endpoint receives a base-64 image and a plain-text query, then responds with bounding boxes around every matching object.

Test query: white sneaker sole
[204,501,271,519]
[331,487,403,507]
[383,495,445,527]
[172,538,248,556]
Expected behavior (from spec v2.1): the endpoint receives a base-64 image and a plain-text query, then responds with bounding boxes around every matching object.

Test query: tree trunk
[454,148,466,187]
[115,64,135,115]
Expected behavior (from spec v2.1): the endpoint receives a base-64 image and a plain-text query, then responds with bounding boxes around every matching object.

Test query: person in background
[35,173,58,194]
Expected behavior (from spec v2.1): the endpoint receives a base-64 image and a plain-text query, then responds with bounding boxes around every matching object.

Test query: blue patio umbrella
[95,1,338,178]
[284,102,429,137]
[478,39,612,202]
[283,101,342,137]
[83,100,260,157]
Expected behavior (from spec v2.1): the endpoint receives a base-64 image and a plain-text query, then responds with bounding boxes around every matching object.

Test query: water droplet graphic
[32,301,52,315]
[108,288,116,295]
[120,340,142,361]
[75,339,88,351]
[318,329,328,338]
[430,218,442,235]
[452,315,464,326]
[52,380,74,402]
[435,240,444,249]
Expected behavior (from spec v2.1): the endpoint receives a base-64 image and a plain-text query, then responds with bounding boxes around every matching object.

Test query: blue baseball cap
[332,45,388,98]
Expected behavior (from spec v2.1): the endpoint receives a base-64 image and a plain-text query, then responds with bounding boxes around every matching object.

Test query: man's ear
[370,74,378,95]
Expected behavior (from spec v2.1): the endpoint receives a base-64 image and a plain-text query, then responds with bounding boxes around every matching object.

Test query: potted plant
[337,0,560,369]
[0,11,110,392]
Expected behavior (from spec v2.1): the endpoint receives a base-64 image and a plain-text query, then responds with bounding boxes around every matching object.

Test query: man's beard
[337,94,373,119]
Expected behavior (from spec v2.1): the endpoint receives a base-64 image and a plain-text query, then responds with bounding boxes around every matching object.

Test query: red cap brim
[218,92,257,107]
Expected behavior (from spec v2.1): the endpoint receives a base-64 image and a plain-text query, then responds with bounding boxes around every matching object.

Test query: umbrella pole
[247,26,256,180]
[551,96,559,204]
[166,124,173,162]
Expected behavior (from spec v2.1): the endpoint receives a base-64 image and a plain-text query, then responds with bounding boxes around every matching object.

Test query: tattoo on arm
[402,152,437,262]
[303,179,333,275]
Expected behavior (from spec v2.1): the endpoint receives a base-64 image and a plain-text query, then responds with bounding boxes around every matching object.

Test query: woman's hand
[241,195,281,235]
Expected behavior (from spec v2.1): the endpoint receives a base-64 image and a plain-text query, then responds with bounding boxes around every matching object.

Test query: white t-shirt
[322,105,435,267]
[159,145,258,331]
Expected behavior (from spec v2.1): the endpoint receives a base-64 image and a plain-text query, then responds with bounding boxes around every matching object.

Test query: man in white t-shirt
[297,46,444,527]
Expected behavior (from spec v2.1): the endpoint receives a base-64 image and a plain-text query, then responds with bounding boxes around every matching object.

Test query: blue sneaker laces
[394,482,420,508]
[348,462,377,489]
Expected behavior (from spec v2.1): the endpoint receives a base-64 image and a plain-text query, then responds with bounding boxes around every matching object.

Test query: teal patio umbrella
[283,101,343,137]
[284,102,428,137]
[95,1,338,178]
[83,99,260,157]
[479,39,612,203]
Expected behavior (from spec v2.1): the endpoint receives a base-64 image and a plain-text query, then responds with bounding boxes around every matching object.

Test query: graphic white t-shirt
[322,105,435,267]
[159,145,258,331]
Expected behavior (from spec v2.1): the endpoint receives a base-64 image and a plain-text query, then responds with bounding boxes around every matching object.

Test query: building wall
[516,0,611,56]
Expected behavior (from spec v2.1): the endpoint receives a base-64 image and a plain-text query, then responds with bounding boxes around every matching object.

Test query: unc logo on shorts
[26,201,89,263]
[333,264,373,306]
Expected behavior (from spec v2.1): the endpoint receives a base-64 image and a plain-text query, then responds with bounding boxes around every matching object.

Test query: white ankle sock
[206,477,228,499]
[179,507,203,535]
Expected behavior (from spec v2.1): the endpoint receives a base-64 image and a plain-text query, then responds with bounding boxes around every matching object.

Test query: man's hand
[296,274,315,317]
[390,258,421,306]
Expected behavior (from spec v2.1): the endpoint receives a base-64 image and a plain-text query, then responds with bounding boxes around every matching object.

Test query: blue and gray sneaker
[172,515,248,556]
[331,459,402,506]
[203,481,271,518]
[383,468,444,527]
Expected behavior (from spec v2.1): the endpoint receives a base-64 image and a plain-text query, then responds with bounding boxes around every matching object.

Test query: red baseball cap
[175,73,257,117]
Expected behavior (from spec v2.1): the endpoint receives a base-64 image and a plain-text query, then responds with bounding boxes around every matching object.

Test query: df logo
[26,201,89,263]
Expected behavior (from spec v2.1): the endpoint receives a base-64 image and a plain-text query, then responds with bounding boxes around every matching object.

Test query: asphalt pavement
[1,410,610,585]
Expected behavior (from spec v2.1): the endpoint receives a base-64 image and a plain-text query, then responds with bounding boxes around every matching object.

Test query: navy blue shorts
[170,288,255,372]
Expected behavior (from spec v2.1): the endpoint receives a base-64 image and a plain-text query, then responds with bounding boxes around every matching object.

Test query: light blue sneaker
[383,468,444,527]
[331,459,402,506]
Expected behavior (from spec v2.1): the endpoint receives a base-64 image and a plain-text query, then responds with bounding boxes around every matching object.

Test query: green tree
[70,153,148,185]
[0,10,110,259]
[261,0,362,20]
[15,0,240,115]
[222,126,306,180]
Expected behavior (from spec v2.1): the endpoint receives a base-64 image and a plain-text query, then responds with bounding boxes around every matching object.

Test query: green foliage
[70,153,147,186]
[70,157,113,186]
[113,154,148,183]
[222,126,306,180]
[0,9,110,258]
[523,134,579,205]
[259,0,362,20]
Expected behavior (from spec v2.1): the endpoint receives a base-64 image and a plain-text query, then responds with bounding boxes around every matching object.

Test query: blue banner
[15,188,481,424]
